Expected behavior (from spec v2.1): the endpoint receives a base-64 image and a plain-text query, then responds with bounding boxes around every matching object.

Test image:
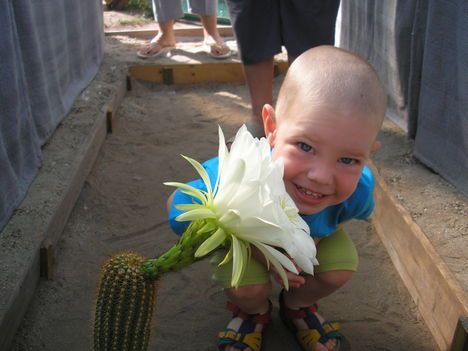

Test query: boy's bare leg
[283,270,354,351]
[138,20,176,56]
[223,282,272,351]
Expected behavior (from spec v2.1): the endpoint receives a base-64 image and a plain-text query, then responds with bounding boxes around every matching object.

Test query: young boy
[168,46,386,351]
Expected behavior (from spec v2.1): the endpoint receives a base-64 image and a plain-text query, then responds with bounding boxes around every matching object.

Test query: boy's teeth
[298,186,323,198]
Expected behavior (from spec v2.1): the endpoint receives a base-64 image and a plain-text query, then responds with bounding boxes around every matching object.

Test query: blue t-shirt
[168,157,375,238]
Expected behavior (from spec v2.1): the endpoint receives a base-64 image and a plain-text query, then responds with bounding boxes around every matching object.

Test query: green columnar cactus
[94,221,214,351]
[94,252,155,351]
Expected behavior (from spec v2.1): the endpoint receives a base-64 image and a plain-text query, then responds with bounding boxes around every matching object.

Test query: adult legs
[138,0,229,58]
[243,53,297,127]
[243,58,274,126]
[200,15,231,57]
[137,0,181,57]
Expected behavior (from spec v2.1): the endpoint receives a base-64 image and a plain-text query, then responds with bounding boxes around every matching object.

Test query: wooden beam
[41,104,109,266]
[369,161,468,350]
[128,62,288,84]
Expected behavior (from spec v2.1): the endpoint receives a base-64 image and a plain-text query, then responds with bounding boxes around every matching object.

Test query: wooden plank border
[369,161,468,350]
[128,61,289,84]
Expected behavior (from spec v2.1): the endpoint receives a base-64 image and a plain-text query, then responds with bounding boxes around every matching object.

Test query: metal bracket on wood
[162,67,174,84]
[450,317,468,351]
[40,245,54,279]
[126,74,132,91]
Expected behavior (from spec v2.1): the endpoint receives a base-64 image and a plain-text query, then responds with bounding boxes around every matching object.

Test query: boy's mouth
[296,185,324,199]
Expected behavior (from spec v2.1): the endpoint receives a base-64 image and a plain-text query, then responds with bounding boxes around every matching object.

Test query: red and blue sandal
[218,300,272,351]
[279,291,342,351]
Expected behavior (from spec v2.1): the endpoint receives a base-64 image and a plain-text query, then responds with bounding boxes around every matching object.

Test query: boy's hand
[250,245,306,288]
[270,264,306,289]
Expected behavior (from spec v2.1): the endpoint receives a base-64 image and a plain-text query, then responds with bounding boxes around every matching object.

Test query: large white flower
[165,125,318,289]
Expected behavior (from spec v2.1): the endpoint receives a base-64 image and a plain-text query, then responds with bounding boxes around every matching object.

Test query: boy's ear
[371,140,381,153]
[262,104,277,145]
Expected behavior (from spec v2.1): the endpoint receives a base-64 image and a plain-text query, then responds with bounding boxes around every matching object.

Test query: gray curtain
[413,0,468,195]
[340,0,467,196]
[0,0,104,230]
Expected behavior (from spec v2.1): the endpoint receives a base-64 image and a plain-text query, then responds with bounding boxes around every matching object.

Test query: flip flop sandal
[205,42,232,59]
[218,300,272,351]
[136,43,175,59]
[279,291,342,351]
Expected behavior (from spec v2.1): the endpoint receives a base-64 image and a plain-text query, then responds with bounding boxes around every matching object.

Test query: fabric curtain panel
[413,0,468,196]
[339,0,467,196]
[0,0,104,230]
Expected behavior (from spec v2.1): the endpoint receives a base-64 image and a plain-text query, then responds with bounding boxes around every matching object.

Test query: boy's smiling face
[263,103,381,215]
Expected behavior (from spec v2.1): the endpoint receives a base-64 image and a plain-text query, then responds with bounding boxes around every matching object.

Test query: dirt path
[11,73,436,350]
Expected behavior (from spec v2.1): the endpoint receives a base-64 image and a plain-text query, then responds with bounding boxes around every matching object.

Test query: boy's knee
[314,270,354,289]
[226,282,271,300]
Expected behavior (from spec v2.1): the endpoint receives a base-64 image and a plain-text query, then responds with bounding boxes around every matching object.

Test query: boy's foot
[218,301,271,351]
[279,292,341,351]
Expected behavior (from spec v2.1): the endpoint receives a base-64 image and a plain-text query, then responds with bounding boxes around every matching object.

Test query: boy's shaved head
[275,46,387,130]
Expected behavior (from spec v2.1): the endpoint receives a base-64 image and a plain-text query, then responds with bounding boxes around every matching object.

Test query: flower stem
[141,220,213,280]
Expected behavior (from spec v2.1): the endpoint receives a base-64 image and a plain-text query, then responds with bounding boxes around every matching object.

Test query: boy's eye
[339,157,359,165]
[298,142,312,152]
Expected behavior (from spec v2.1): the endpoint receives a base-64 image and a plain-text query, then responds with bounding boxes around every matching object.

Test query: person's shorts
[211,226,358,288]
[226,0,341,64]
[152,0,217,22]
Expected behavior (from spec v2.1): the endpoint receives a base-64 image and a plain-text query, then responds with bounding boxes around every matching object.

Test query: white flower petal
[255,242,298,274]
[252,242,290,290]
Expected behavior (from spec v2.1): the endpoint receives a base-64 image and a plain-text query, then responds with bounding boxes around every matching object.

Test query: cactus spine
[94,220,215,350]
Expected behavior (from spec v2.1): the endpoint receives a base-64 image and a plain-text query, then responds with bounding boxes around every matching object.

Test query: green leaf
[174,204,204,212]
[195,227,226,257]
[218,245,233,266]
[231,237,248,288]
[164,182,206,203]
[176,208,216,221]
[196,221,217,235]
[181,155,213,197]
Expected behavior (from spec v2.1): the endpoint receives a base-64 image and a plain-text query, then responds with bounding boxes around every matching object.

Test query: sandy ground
[9,9,466,351]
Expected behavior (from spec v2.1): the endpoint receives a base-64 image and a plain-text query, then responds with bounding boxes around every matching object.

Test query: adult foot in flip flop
[204,40,231,59]
[137,36,176,59]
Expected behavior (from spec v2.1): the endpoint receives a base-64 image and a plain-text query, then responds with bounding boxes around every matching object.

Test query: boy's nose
[306,163,333,185]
